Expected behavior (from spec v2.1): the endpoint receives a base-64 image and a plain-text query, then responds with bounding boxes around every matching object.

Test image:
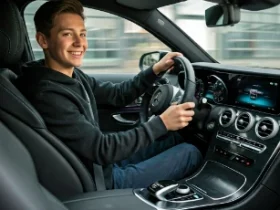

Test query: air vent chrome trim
[235,112,254,132]
[219,108,236,127]
[255,117,279,140]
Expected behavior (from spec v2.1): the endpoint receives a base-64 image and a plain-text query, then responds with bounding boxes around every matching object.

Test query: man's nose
[73,35,83,46]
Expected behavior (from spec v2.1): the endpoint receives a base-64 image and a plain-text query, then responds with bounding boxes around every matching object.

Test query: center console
[134,105,280,209]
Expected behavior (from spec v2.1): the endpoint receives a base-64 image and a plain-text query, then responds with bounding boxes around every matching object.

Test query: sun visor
[116,0,186,10]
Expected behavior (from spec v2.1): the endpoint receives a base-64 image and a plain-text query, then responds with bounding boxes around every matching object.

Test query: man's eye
[81,33,86,37]
[63,33,72,37]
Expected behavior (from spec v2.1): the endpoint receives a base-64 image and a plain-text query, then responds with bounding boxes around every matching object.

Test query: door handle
[112,114,138,125]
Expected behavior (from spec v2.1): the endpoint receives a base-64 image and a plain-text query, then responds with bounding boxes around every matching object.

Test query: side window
[24,1,170,74]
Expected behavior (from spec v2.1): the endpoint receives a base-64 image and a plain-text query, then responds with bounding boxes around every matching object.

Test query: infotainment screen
[234,76,279,113]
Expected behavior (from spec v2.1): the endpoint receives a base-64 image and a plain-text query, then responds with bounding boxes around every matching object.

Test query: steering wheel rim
[140,56,196,122]
[173,56,196,103]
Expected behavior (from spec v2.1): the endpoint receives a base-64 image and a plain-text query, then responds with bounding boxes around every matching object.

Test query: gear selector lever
[176,184,191,195]
[147,180,178,201]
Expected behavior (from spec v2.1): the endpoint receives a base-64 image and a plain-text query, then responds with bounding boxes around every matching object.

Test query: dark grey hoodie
[16,60,168,188]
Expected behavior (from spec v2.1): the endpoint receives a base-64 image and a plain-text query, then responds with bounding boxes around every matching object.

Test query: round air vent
[255,117,279,140]
[219,109,236,127]
[235,112,254,132]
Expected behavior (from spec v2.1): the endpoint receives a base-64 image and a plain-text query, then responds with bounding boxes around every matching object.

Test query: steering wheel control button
[157,78,169,85]
[207,121,215,131]
[176,184,191,195]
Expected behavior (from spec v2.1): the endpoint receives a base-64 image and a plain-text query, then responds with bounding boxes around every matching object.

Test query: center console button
[147,180,178,201]
[176,184,191,195]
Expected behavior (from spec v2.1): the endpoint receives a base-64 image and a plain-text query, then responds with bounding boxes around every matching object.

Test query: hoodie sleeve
[34,91,168,165]
[91,66,159,106]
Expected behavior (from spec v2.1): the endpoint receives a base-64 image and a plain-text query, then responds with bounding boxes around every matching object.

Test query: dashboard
[136,62,280,209]
[177,63,280,115]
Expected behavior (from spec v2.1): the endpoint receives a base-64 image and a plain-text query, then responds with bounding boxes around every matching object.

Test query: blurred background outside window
[160,1,280,69]
[24,1,169,73]
[24,0,280,73]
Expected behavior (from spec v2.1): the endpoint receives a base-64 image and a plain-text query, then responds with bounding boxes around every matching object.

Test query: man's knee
[179,143,203,165]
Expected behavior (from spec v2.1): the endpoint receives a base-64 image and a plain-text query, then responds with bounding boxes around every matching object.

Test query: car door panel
[88,73,143,132]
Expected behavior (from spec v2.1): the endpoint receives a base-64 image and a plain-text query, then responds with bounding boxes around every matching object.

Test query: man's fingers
[179,122,189,129]
[179,102,195,110]
[178,116,193,123]
[170,102,178,106]
[163,52,183,61]
[168,52,182,58]
[165,59,174,65]
[183,110,195,117]
[167,66,174,72]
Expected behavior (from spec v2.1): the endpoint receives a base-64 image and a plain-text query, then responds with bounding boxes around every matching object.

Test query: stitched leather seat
[0,0,95,200]
[0,121,69,210]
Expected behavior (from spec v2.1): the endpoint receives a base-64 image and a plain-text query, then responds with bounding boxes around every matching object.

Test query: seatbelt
[49,78,108,190]
[93,163,106,191]
[79,81,107,191]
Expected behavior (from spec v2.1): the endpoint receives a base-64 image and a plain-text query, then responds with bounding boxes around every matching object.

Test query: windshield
[160,1,280,69]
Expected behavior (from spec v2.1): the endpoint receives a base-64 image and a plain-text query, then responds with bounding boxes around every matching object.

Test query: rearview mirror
[205,4,240,27]
[139,51,169,71]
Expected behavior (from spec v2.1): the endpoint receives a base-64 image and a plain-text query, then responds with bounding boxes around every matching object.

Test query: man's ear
[36,32,49,49]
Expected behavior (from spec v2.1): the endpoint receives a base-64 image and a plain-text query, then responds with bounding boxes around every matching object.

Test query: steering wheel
[140,56,196,122]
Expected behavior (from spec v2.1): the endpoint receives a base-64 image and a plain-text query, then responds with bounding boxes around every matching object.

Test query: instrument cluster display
[205,75,228,103]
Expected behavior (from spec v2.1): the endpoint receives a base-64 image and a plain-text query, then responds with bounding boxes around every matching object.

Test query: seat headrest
[0,0,25,67]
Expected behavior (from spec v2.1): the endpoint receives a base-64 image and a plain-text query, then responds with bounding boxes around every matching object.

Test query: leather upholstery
[0,121,152,209]
[0,0,25,66]
[0,0,95,199]
[0,122,67,210]
[0,69,46,128]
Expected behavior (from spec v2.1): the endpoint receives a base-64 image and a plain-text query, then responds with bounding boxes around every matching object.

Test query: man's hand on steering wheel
[159,102,195,131]
[140,52,198,130]
[140,51,211,131]
[152,52,183,75]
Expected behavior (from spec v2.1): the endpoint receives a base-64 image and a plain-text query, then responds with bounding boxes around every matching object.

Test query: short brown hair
[34,0,84,37]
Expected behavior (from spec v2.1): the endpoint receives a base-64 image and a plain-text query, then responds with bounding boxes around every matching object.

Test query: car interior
[2,0,280,209]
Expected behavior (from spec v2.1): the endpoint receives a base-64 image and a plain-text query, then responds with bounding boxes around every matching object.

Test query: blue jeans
[113,132,202,189]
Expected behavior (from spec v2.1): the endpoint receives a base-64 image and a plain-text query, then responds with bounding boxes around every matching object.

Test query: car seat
[0,0,95,200]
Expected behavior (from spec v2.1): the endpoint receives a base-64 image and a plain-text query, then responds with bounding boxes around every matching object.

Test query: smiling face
[36,13,87,76]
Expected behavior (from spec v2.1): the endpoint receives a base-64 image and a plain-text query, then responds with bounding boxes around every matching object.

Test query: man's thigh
[117,132,185,167]
[113,142,202,189]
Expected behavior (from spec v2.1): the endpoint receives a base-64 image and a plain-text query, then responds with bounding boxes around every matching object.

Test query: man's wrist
[152,63,161,75]
[159,114,169,130]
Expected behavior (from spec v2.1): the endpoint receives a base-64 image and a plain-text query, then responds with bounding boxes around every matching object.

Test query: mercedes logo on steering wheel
[152,91,162,106]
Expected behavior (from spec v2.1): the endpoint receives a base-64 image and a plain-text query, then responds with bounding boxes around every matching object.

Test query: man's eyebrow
[59,28,87,32]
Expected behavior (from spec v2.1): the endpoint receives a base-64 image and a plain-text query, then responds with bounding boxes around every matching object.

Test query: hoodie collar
[21,59,79,85]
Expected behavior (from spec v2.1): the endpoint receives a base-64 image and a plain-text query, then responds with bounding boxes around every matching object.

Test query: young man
[17,0,202,189]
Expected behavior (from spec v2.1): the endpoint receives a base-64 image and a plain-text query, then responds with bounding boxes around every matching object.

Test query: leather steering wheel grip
[173,56,196,103]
